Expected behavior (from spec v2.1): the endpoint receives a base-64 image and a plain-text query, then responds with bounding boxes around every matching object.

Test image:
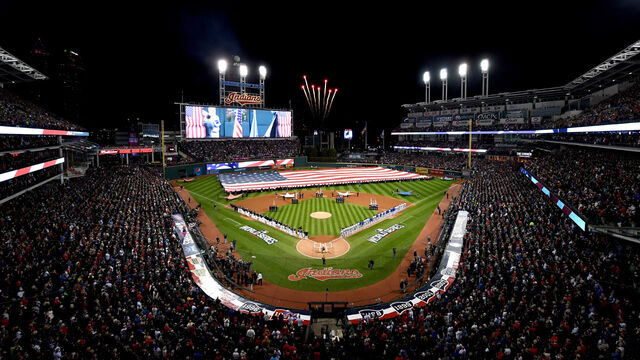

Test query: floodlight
[440,68,447,80]
[259,65,267,79]
[481,59,489,72]
[239,64,248,77]
[218,59,228,73]
[458,63,468,77]
[423,71,430,84]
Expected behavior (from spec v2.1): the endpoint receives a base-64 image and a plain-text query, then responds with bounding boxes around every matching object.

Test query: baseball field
[180,174,454,293]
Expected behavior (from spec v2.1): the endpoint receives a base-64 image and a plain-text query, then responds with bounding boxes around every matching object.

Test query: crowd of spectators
[525,148,640,227]
[179,138,300,163]
[339,161,639,359]
[0,148,60,173]
[378,152,474,171]
[0,135,60,152]
[535,132,640,148]
[0,165,61,200]
[2,149,639,359]
[555,82,640,128]
[0,166,320,359]
[0,89,84,131]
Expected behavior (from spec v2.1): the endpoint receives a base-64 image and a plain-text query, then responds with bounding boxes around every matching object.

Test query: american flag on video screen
[233,109,243,138]
[218,167,426,192]
[186,106,205,138]
[276,111,292,137]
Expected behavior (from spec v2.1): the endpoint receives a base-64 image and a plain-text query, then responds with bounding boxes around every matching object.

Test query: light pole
[481,59,489,97]
[423,71,431,103]
[218,59,228,104]
[458,63,467,100]
[440,68,448,101]
[239,64,248,94]
[259,65,267,107]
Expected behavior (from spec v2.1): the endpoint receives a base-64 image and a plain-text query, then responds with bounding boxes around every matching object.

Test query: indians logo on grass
[287,267,363,281]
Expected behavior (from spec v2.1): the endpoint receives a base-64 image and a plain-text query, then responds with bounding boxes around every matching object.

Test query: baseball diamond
[178,172,454,294]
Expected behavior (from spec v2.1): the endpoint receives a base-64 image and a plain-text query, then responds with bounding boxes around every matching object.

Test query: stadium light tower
[423,71,431,103]
[458,63,468,100]
[481,59,489,97]
[259,65,267,107]
[239,64,248,94]
[218,59,228,105]
[440,68,448,101]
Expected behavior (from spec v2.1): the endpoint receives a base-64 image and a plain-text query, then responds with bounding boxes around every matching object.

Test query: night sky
[1,1,639,140]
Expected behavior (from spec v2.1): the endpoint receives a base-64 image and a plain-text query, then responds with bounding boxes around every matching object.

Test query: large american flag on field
[186,106,206,138]
[219,167,426,192]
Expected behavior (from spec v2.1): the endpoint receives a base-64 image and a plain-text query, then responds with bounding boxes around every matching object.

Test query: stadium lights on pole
[239,64,248,77]
[423,71,431,103]
[239,64,248,95]
[458,63,467,100]
[217,59,228,73]
[259,65,267,106]
[481,59,489,97]
[218,59,227,105]
[440,68,448,101]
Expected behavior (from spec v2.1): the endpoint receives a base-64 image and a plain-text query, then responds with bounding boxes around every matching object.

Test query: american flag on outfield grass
[218,167,426,192]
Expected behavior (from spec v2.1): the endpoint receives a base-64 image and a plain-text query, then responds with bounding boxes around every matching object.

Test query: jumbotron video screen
[185,106,292,138]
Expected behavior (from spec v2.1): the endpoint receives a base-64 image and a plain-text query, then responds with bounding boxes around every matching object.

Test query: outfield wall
[164,156,466,180]
[309,161,466,178]
[165,156,306,180]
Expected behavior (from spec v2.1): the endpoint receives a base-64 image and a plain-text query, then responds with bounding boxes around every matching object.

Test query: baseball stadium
[1,3,640,359]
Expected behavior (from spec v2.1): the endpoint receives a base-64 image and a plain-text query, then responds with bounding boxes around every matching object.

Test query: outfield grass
[182,173,454,293]
[268,198,377,237]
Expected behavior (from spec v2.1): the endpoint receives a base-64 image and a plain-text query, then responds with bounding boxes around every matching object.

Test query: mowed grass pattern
[268,198,377,237]
[181,172,455,294]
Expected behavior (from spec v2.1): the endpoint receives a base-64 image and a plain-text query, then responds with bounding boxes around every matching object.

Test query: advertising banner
[185,106,292,138]
[453,113,474,121]
[415,167,429,175]
[400,123,414,128]
[416,117,431,128]
[531,116,542,124]
[429,169,444,176]
[502,110,527,119]
[434,115,452,122]
[476,119,494,126]
[440,109,459,115]
[499,117,525,125]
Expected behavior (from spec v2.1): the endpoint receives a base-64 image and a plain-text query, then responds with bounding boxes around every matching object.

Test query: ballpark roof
[403,39,640,112]
[0,46,47,84]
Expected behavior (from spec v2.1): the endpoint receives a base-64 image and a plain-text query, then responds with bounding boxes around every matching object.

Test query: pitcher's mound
[310,211,332,219]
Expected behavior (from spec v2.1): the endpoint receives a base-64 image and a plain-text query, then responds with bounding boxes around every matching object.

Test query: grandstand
[2,23,640,360]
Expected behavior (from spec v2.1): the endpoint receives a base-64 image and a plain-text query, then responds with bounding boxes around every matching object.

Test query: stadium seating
[2,161,638,359]
[0,88,84,131]
[524,148,640,227]
[179,138,300,163]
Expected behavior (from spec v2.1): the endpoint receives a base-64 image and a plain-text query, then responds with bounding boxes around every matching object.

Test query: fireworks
[301,75,338,122]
